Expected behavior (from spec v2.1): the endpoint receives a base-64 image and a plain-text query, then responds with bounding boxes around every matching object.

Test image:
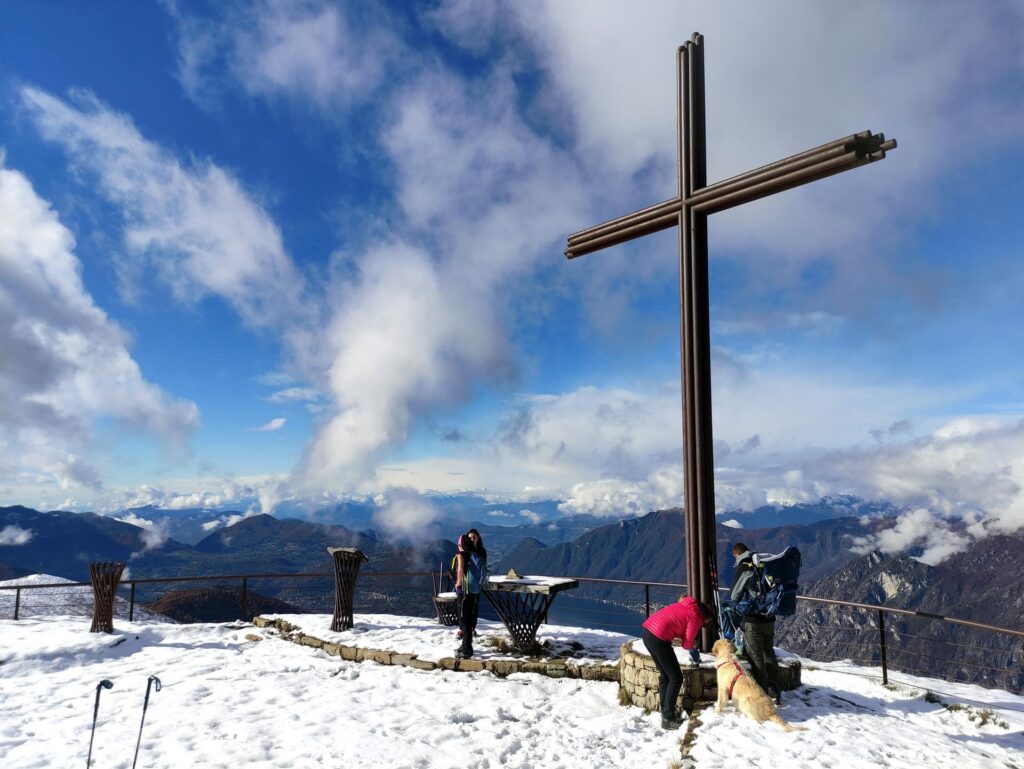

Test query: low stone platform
[252,616,620,682]
[619,640,802,713]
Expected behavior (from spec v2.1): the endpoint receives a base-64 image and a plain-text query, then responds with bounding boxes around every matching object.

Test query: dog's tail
[769,714,807,732]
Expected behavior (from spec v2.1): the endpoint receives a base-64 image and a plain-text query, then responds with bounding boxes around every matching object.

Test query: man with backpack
[730,542,782,704]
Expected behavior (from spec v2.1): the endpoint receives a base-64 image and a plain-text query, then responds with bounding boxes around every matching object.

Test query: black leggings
[459,592,480,655]
[642,628,683,720]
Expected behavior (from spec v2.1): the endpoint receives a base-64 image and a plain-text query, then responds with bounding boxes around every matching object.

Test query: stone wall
[252,616,619,681]
[618,641,802,712]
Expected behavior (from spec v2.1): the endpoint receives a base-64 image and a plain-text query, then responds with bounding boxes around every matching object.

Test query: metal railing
[2,571,1021,692]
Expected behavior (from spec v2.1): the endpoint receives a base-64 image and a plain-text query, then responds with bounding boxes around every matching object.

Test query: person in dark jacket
[731,542,781,704]
[455,533,485,659]
[640,596,711,730]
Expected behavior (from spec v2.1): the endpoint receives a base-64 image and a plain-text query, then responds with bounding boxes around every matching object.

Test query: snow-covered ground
[1,611,1022,768]
[263,611,628,665]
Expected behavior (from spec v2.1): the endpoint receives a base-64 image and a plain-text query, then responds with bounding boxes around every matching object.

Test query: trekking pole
[131,675,162,769]
[86,679,113,768]
[708,555,724,640]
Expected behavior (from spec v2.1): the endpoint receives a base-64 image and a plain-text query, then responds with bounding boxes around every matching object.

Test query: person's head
[732,542,749,557]
[467,528,483,548]
[457,534,467,551]
[697,601,717,631]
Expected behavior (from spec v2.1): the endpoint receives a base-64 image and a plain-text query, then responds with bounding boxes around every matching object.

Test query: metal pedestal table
[483,576,579,652]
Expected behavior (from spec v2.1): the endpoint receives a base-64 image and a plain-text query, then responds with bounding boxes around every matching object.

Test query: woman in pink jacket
[641,596,712,729]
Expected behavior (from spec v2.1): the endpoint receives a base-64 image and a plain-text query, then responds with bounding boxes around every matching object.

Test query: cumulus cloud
[255,417,286,432]
[849,508,972,566]
[0,525,34,546]
[200,513,248,532]
[0,157,199,494]
[166,0,399,110]
[107,481,268,513]
[519,509,541,525]
[558,467,683,518]
[116,513,172,554]
[371,489,442,542]
[20,87,310,331]
[503,2,1024,261]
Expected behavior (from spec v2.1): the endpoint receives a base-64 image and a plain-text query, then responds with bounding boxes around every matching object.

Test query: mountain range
[3,498,1020,691]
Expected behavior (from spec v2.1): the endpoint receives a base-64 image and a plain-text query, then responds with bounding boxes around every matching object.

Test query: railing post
[645,585,651,618]
[14,587,20,620]
[240,577,248,622]
[877,609,888,686]
[129,582,136,622]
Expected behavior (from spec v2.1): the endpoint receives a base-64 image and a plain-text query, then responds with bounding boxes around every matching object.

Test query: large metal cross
[565,33,896,647]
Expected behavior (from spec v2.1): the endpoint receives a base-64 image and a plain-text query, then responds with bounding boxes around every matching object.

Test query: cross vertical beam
[678,35,717,640]
[564,33,896,650]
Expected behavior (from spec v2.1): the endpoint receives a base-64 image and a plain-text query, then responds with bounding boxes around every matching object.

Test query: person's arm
[731,565,752,602]
[682,615,702,650]
[455,554,465,593]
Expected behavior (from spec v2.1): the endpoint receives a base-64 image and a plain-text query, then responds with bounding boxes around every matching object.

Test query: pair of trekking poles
[86,675,162,768]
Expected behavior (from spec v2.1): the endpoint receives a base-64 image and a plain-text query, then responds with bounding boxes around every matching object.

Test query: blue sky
[2,1,1024,557]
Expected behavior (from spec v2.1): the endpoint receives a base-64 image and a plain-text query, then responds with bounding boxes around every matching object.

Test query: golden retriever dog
[712,639,805,732]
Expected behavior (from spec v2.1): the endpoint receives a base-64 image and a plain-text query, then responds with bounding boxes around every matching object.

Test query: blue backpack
[735,546,801,617]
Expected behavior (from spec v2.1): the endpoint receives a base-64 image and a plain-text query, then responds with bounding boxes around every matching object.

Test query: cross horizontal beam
[565,131,896,259]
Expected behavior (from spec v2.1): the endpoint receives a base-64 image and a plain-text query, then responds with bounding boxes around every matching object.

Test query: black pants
[740,616,779,694]
[459,592,480,656]
[642,628,683,720]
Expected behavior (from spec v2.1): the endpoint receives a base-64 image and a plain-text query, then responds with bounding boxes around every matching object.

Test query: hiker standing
[640,596,710,730]
[455,533,484,659]
[466,528,487,570]
[730,542,781,703]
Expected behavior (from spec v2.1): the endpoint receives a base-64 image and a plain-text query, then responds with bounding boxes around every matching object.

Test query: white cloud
[500,2,1024,261]
[519,509,541,525]
[558,469,682,518]
[371,488,442,542]
[255,417,286,432]
[116,513,172,554]
[166,0,398,110]
[20,87,310,331]
[266,388,319,404]
[849,507,973,566]
[200,513,248,532]
[0,157,199,494]
[107,481,274,514]
[0,525,34,546]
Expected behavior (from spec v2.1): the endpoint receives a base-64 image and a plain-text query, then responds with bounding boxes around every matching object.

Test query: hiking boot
[661,716,684,730]
[455,649,473,660]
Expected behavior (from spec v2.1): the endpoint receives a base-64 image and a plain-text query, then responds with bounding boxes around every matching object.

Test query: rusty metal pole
[878,609,889,685]
[129,582,136,622]
[679,34,718,651]
[14,587,20,620]
[645,584,651,618]
[240,577,248,622]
